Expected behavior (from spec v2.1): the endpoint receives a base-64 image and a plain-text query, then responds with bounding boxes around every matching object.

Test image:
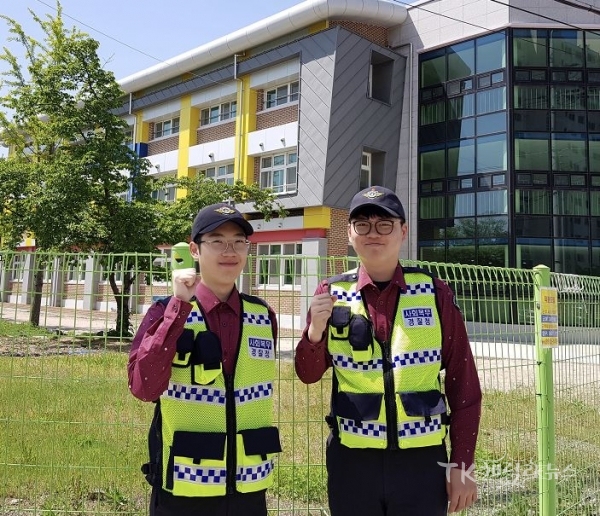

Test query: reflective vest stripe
[165,383,227,404]
[242,313,271,325]
[393,349,441,367]
[186,310,204,324]
[331,354,384,372]
[398,416,443,438]
[174,464,227,485]
[235,381,273,405]
[236,460,275,482]
[339,418,386,439]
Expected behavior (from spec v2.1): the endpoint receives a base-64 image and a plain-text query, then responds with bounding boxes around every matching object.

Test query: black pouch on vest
[348,314,373,361]
[173,328,195,367]
[192,331,222,370]
[334,391,383,425]
[330,306,351,339]
[399,391,448,423]
[167,431,226,490]
[348,314,372,351]
[239,426,282,460]
[191,331,223,385]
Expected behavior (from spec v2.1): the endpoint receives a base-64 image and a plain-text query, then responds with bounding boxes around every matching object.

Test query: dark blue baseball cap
[191,203,254,241]
[349,186,406,221]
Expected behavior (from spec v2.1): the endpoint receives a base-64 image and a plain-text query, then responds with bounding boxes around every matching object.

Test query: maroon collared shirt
[294,264,482,468]
[128,282,278,402]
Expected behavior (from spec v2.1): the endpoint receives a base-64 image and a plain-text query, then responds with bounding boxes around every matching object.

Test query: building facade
[5,0,600,315]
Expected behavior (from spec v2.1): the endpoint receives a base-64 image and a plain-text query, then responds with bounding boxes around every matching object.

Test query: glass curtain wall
[419,28,600,275]
[419,32,508,266]
[513,28,600,274]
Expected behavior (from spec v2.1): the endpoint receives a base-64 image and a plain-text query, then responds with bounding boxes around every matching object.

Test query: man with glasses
[295,186,481,515]
[129,203,281,516]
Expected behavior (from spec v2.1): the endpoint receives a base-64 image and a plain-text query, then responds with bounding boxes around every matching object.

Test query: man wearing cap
[295,186,481,515]
[128,203,281,516]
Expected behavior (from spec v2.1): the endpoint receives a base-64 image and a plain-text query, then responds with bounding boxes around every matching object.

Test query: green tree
[0,3,284,336]
[0,3,151,329]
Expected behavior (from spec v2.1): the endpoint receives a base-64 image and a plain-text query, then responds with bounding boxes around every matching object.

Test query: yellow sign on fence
[540,287,559,348]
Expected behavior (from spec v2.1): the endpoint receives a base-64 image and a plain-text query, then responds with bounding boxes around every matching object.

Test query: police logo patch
[248,337,274,360]
[363,189,383,199]
[402,308,435,327]
[215,206,236,215]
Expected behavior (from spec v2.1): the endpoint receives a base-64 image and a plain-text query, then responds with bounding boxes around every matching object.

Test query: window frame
[260,151,297,195]
[201,163,235,185]
[200,101,238,126]
[153,117,180,139]
[265,81,299,109]
[256,242,303,289]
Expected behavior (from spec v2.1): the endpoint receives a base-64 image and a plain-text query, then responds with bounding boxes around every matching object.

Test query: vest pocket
[236,426,282,493]
[334,392,386,448]
[168,431,227,497]
[399,390,447,418]
[330,306,351,340]
[397,391,447,448]
[335,391,383,423]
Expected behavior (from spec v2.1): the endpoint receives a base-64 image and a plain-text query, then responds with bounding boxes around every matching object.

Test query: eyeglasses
[198,239,251,254]
[351,220,399,236]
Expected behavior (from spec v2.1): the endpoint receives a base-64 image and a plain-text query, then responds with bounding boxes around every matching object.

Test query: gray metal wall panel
[323,29,406,211]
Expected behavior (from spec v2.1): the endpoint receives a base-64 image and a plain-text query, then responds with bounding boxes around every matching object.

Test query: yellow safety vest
[327,267,448,450]
[153,294,281,497]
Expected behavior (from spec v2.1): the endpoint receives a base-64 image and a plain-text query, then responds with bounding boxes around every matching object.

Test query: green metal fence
[0,251,599,515]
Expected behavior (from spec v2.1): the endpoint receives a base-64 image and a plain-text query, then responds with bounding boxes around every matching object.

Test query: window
[260,152,297,194]
[151,184,176,202]
[369,51,394,104]
[9,254,25,281]
[124,126,134,145]
[265,81,299,109]
[360,152,371,189]
[257,243,302,287]
[200,101,237,126]
[154,117,180,139]
[201,163,234,185]
[67,258,86,283]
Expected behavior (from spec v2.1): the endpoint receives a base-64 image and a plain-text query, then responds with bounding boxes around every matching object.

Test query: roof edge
[118,0,407,94]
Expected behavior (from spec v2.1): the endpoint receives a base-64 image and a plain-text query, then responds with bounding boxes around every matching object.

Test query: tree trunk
[109,270,134,337]
[29,268,44,327]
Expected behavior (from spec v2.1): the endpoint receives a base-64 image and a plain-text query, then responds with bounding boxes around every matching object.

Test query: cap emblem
[215,206,236,215]
[363,189,384,199]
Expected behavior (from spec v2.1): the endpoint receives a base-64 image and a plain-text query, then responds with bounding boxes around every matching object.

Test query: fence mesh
[0,251,599,515]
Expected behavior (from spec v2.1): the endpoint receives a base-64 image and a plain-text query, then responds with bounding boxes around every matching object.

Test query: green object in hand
[171,242,194,270]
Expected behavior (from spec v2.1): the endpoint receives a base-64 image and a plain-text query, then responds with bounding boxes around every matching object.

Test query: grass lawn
[1,320,599,515]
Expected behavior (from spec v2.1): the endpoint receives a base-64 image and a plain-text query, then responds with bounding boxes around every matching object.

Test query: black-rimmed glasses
[198,239,251,253]
[351,220,399,235]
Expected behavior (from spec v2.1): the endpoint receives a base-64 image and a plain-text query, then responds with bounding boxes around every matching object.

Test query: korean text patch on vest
[248,337,274,360]
[402,307,435,327]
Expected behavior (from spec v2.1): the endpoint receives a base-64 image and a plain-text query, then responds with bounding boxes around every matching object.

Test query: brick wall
[64,283,84,300]
[256,105,298,130]
[326,207,351,275]
[330,21,388,47]
[253,157,261,184]
[147,135,179,155]
[257,90,264,112]
[197,121,235,144]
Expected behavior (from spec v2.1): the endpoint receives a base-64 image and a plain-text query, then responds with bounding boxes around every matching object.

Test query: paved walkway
[0,302,299,357]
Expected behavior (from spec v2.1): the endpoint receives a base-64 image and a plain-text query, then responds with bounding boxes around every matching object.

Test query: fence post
[533,264,556,516]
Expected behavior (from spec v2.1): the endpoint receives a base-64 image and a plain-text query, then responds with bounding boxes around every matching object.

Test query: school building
[5,0,600,315]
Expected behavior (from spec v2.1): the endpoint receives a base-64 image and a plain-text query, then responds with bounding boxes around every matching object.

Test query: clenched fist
[307,290,337,343]
[172,268,200,302]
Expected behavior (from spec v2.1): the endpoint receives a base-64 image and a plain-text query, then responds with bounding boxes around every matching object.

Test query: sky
[0,0,302,156]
